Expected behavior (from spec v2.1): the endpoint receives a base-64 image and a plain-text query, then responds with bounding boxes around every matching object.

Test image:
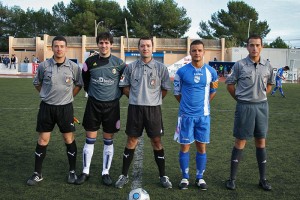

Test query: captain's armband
[210,80,218,89]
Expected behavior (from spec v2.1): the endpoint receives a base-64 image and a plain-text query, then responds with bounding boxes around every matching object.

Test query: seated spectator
[3,56,10,68]
[24,56,30,63]
[10,54,18,69]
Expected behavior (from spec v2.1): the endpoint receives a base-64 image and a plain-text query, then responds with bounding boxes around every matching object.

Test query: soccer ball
[128,188,150,200]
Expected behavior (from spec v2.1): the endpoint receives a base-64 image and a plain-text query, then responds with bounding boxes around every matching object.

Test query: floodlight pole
[247,19,253,38]
[125,18,129,52]
[95,20,104,37]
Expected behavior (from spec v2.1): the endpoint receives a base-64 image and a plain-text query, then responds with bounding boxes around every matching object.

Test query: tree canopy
[0,0,191,51]
[197,1,270,47]
[266,37,289,48]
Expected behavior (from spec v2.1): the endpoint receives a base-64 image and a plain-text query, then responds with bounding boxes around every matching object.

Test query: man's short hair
[247,34,263,45]
[52,36,67,47]
[96,32,113,44]
[190,40,205,48]
[284,66,290,70]
[138,37,153,47]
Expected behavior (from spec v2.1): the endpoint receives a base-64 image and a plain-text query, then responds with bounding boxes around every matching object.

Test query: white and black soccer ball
[128,188,150,200]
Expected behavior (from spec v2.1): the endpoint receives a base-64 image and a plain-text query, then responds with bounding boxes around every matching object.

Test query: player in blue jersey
[271,66,289,97]
[173,40,218,190]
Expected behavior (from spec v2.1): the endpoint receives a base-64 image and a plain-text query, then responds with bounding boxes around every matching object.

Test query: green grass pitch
[0,78,299,199]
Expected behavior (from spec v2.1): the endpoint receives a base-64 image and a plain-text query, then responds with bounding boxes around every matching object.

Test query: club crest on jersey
[93,62,97,66]
[194,75,200,83]
[112,68,116,74]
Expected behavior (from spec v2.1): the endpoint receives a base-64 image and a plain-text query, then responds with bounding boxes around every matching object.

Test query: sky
[2,0,300,47]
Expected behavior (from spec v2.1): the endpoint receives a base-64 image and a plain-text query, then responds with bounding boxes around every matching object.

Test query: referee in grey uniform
[115,37,172,189]
[27,36,83,186]
[225,35,274,191]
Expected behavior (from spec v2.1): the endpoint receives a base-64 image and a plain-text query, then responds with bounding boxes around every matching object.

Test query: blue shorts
[174,115,210,144]
[275,79,282,87]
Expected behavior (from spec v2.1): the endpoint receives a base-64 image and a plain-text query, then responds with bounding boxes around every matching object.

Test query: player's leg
[101,100,121,185]
[277,80,285,97]
[226,139,245,190]
[76,131,97,185]
[76,98,101,184]
[147,106,172,189]
[27,102,54,186]
[254,102,271,191]
[177,116,194,189]
[115,136,138,188]
[115,105,141,189]
[102,132,114,185]
[62,132,77,184]
[58,103,77,184]
[26,132,51,186]
[194,116,210,190]
[179,144,190,189]
[271,80,280,95]
[226,102,255,190]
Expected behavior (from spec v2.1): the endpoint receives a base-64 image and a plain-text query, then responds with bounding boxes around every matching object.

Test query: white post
[247,19,252,38]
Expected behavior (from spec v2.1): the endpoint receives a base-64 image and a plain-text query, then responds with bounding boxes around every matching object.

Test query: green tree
[126,0,191,37]
[25,8,57,37]
[0,2,10,51]
[52,1,70,35]
[63,0,124,36]
[197,1,270,47]
[268,37,289,48]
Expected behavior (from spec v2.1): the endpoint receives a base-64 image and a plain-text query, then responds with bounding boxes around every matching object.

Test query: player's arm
[266,83,273,94]
[35,85,42,92]
[73,86,82,97]
[227,84,237,101]
[162,89,168,99]
[174,94,181,103]
[209,92,216,102]
[173,72,182,103]
[82,62,90,92]
[122,86,130,98]
[209,79,218,102]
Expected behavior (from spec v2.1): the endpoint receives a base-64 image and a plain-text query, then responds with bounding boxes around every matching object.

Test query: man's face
[138,39,153,59]
[190,44,205,63]
[97,39,112,57]
[52,40,67,59]
[247,38,262,58]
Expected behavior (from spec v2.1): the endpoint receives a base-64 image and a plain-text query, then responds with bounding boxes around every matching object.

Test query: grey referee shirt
[33,58,83,105]
[119,59,171,106]
[225,56,274,102]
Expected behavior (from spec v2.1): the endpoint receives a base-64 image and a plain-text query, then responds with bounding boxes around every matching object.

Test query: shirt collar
[246,55,268,66]
[139,58,155,69]
[50,57,70,67]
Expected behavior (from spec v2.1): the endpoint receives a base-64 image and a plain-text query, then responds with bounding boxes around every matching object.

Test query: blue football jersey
[276,67,284,81]
[174,63,218,117]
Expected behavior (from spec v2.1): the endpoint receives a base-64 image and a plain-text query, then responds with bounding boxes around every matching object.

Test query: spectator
[32,55,38,63]
[24,56,30,63]
[3,55,10,68]
[10,54,18,69]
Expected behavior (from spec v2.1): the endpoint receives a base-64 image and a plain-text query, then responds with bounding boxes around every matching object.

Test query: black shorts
[36,101,75,133]
[82,97,120,133]
[125,104,164,138]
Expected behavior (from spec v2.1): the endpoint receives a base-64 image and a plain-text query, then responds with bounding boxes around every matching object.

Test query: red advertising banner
[32,63,39,75]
